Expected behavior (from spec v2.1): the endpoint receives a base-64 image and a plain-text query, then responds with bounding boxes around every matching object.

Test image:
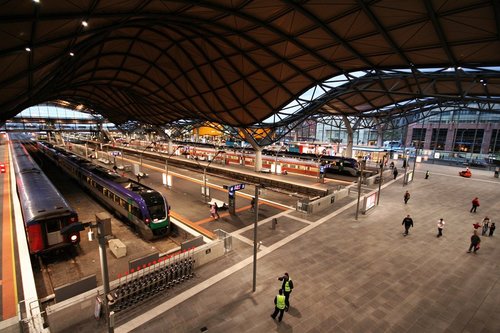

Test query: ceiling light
[69,52,74,56]
[33,0,40,3]
[25,47,31,52]
[82,21,88,27]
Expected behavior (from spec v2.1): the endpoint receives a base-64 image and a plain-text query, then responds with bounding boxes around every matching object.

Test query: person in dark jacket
[393,168,399,179]
[489,223,496,237]
[467,230,481,253]
[402,215,413,236]
[403,191,411,204]
[470,197,480,213]
[278,273,294,311]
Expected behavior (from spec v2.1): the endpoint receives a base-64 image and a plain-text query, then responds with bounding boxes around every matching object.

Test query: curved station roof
[1,0,500,129]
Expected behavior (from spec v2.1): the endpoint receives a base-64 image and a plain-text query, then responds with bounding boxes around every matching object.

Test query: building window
[411,128,426,149]
[454,129,484,153]
[431,129,447,150]
[490,129,500,154]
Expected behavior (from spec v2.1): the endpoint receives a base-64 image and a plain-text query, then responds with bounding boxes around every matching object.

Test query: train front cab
[26,213,81,255]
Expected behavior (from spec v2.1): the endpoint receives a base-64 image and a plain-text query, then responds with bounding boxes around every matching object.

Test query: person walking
[213,203,220,219]
[481,217,490,236]
[251,197,256,212]
[402,215,413,236]
[270,289,287,322]
[489,222,496,236]
[467,230,481,254]
[470,197,480,213]
[393,168,399,179]
[278,273,294,311]
[210,204,220,220]
[403,191,411,204]
[437,218,445,237]
[425,170,430,179]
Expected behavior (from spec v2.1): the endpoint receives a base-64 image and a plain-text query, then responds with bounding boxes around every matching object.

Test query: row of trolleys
[10,137,172,257]
[108,254,195,312]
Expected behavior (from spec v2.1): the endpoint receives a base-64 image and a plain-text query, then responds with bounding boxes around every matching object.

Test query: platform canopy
[1,0,500,128]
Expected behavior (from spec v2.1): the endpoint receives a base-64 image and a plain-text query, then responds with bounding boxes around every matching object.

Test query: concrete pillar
[423,125,433,150]
[445,124,455,151]
[194,128,200,143]
[167,140,173,155]
[480,123,492,154]
[376,127,384,147]
[342,116,354,158]
[254,148,262,172]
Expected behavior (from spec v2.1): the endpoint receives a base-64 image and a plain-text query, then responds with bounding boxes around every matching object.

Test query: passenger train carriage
[37,142,170,241]
[11,139,81,255]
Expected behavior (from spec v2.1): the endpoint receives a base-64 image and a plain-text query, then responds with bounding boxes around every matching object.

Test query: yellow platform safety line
[2,143,18,319]
[169,211,215,240]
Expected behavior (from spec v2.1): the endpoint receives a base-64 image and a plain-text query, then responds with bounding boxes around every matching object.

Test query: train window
[131,205,142,219]
[114,194,120,203]
[45,219,60,233]
[119,199,127,209]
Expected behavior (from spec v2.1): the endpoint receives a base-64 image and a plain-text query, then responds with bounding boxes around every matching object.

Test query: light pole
[355,160,365,220]
[252,184,260,292]
[274,145,286,175]
[377,154,386,205]
[196,150,225,202]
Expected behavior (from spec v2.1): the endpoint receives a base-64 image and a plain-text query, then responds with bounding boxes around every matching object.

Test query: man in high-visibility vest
[278,272,294,311]
[270,289,286,322]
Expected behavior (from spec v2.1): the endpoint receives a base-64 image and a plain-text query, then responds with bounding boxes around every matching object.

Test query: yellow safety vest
[284,279,292,292]
[276,295,286,310]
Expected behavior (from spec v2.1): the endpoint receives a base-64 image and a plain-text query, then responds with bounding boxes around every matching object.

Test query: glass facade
[431,129,447,150]
[453,129,484,153]
[490,129,500,154]
[411,128,426,149]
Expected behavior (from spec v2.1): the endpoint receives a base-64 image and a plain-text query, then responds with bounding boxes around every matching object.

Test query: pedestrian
[402,214,413,236]
[210,204,219,220]
[470,197,480,213]
[136,174,141,183]
[425,170,430,179]
[402,159,407,168]
[481,217,490,236]
[270,289,287,322]
[403,191,410,204]
[467,230,481,254]
[472,222,481,230]
[437,218,445,237]
[389,161,394,169]
[278,273,294,310]
[251,197,255,211]
[488,223,496,236]
[393,168,399,180]
[213,203,220,219]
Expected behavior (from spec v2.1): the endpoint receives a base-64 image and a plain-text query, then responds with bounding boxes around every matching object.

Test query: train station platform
[70,160,500,332]
[0,140,21,328]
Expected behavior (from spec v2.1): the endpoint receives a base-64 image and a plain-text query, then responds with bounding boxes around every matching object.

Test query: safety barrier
[296,186,349,214]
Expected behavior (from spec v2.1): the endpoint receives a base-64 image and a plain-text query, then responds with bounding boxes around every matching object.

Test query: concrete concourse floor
[104,162,500,333]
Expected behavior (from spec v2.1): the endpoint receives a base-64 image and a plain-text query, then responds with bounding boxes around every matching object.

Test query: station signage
[224,183,246,197]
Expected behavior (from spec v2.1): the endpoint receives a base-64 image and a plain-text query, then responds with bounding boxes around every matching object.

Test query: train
[37,141,170,241]
[11,139,82,255]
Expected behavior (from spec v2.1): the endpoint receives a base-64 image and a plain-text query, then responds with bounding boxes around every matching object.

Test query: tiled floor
[79,163,500,333]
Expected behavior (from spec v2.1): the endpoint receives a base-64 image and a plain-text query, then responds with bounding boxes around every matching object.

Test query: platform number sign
[225,183,245,198]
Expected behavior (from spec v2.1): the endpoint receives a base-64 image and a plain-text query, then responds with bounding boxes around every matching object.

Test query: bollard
[271,218,278,230]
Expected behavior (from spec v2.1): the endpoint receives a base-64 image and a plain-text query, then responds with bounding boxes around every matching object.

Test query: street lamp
[274,144,287,175]
[252,184,262,292]
[355,160,365,220]
[376,154,386,205]
[193,150,225,202]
